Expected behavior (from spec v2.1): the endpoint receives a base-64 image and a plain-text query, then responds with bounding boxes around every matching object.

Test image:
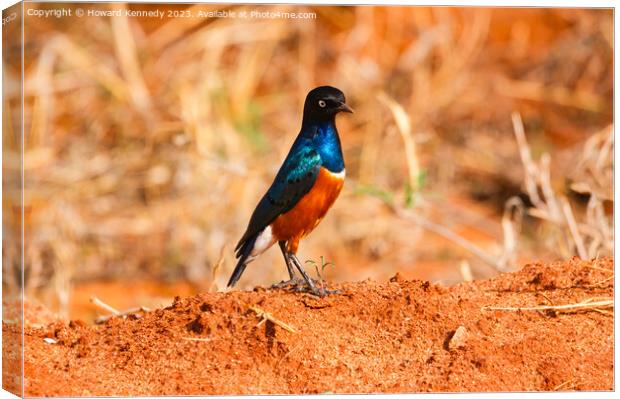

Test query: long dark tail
[227,233,258,287]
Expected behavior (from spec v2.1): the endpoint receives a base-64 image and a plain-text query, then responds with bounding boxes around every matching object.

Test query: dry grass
[482,297,613,315]
[2,5,613,316]
[510,113,613,261]
[249,305,298,334]
[89,295,152,324]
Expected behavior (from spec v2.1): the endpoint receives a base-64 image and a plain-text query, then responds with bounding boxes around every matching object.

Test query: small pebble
[448,326,468,350]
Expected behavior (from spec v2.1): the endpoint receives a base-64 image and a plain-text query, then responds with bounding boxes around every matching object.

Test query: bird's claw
[271,278,305,289]
[271,278,340,297]
[311,286,341,297]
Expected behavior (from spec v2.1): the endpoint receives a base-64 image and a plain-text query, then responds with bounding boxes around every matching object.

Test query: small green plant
[305,256,335,282]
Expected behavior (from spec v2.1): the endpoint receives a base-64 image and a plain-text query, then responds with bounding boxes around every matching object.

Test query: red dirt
[4,257,614,396]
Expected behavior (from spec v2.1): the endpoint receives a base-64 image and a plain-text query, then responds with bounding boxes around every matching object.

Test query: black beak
[338,102,354,113]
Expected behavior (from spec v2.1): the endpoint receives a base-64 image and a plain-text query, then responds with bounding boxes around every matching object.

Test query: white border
[0,1,616,399]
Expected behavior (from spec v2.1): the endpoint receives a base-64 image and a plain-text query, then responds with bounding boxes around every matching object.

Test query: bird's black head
[302,86,353,124]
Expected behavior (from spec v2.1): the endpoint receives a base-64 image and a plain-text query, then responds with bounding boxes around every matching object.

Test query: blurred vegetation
[2,4,613,318]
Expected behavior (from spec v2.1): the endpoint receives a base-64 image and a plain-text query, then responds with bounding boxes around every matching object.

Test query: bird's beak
[338,102,354,113]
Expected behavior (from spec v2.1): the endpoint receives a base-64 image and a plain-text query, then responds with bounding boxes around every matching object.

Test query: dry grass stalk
[90,296,151,324]
[571,126,613,201]
[208,245,227,293]
[377,92,420,192]
[482,297,613,314]
[496,197,524,271]
[459,260,473,282]
[560,197,587,259]
[511,112,613,260]
[49,35,130,102]
[249,305,297,334]
[111,4,155,128]
[90,296,120,316]
[94,306,152,324]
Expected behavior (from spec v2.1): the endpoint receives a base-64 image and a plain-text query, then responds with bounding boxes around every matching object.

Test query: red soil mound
[5,257,614,396]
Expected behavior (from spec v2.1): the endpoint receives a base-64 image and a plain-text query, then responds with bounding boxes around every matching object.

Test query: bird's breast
[271,167,345,249]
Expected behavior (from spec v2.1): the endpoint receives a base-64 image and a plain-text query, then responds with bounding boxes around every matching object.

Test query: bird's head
[302,86,353,124]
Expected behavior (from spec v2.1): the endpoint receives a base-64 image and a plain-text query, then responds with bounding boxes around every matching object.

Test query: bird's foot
[301,281,341,297]
[272,278,340,297]
[271,277,305,289]
[310,286,342,297]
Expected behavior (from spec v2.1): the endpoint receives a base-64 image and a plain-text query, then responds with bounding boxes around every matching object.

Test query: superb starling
[227,86,353,296]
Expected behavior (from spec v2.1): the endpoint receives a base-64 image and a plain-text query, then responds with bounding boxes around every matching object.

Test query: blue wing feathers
[234,143,321,254]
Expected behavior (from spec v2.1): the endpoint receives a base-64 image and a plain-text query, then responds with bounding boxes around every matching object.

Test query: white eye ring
[318,100,326,108]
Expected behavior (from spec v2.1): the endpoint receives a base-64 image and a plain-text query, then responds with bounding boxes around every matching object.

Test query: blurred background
[2,3,613,321]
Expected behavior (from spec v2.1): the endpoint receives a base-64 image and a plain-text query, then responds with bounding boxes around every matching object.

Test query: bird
[227,86,353,296]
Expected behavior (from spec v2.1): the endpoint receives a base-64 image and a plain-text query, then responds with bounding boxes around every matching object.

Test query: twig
[482,298,613,313]
[90,296,120,315]
[90,296,152,324]
[94,306,152,324]
[249,305,297,333]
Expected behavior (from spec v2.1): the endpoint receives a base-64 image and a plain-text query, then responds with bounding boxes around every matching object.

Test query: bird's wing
[235,145,322,252]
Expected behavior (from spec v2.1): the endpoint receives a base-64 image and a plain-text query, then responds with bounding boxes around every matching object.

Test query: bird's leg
[281,241,297,280]
[289,253,340,297]
[288,253,317,292]
[271,241,303,289]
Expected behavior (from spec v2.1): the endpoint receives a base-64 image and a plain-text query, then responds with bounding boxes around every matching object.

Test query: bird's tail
[227,233,258,287]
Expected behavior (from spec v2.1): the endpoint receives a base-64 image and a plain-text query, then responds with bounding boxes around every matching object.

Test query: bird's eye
[318,100,326,108]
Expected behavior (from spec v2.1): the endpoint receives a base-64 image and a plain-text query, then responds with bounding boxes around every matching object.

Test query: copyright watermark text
[24,6,316,20]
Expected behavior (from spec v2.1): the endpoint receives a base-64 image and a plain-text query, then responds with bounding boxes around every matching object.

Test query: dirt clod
[447,326,468,351]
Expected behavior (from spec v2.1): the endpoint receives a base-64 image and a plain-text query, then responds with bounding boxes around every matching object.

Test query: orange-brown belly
[271,167,344,253]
